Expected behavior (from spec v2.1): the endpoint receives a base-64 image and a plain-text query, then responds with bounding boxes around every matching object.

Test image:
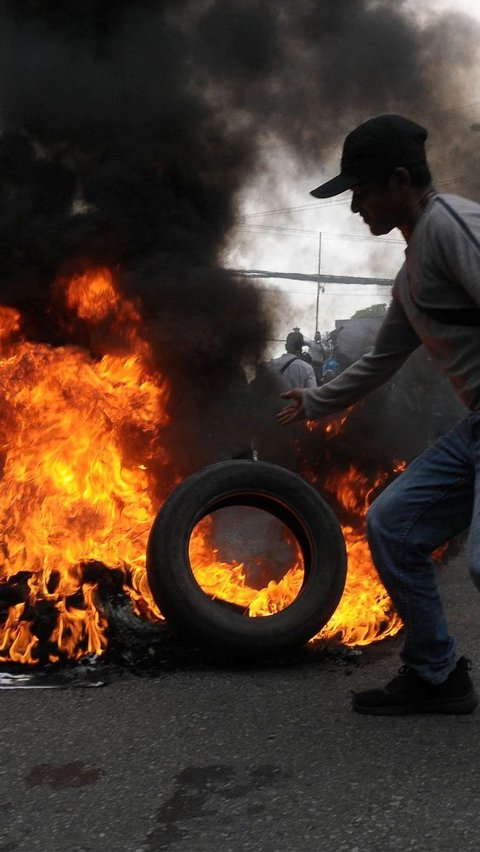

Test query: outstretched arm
[278,289,421,425]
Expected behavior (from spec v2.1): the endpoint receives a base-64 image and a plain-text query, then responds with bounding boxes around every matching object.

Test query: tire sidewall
[147,460,347,655]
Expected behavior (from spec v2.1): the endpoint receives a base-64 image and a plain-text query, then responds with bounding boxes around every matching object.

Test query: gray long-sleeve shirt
[269,353,317,390]
[303,193,480,419]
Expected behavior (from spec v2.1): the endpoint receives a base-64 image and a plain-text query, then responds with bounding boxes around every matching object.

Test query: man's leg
[466,415,480,592]
[353,417,478,714]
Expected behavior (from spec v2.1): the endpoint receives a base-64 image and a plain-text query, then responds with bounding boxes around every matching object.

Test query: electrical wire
[236,223,404,243]
[236,176,476,220]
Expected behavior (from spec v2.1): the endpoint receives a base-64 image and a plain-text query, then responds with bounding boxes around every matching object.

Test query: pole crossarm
[233,269,394,287]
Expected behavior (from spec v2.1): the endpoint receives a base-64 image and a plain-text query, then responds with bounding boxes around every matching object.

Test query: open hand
[277,388,306,425]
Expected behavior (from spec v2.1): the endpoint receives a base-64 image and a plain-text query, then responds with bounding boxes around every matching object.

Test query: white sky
[223,0,480,354]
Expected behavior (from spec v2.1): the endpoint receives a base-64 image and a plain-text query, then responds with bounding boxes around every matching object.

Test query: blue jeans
[366,412,480,684]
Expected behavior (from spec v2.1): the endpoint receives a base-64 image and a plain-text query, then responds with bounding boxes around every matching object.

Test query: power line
[237,201,344,217]
[236,200,349,218]
[236,223,404,243]
[236,175,475,220]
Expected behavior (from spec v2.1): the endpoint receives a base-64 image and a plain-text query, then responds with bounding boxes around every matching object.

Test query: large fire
[0,268,402,664]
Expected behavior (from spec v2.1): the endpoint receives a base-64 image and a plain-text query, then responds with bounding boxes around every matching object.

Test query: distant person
[320,355,340,383]
[249,330,314,469]
[320,326,345,382]
[303,331,325,383]
[278,114,480,717]
[268,330,317,390]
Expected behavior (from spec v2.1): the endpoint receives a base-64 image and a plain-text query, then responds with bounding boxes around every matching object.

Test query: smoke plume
[0,0,478,473]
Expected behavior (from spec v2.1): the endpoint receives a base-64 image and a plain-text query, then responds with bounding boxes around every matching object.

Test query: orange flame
[188,459,403,647]
[315,459,402,645]
[190,515,304,616]
[0,268,403,662]
[0,271,169,662]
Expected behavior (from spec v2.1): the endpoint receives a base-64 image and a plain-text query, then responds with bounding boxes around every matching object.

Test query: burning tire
[146,460,347,656]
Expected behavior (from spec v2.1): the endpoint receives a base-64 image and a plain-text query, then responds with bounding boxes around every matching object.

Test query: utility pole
[315,232,324,334]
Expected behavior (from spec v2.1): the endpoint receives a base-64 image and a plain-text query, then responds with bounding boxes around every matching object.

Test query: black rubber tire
[146,460,347,656]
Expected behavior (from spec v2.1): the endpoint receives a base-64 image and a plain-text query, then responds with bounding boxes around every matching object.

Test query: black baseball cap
[310,114,428,198]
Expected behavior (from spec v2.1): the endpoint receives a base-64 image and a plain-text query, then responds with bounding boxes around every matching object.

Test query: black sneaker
[352,656,478,716]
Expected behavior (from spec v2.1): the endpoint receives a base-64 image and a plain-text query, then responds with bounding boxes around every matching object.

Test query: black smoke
[0,0,478,477]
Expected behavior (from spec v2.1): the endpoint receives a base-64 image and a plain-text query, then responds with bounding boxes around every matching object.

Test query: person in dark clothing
[278,114,480,716]
[303,331,325,383]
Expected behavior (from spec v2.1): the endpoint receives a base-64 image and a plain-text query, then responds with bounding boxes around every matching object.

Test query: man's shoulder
[289,356,311,370]
[438,192,480,209]
[431,193,480,223]
[420,193,480,247]
[269,353,289,366]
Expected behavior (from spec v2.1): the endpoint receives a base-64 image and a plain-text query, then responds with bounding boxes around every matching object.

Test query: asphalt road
[1,544,480,852]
